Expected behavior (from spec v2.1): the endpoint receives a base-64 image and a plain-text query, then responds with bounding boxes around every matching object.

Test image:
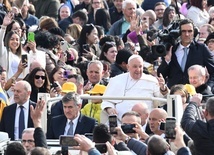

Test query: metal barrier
[45,94,183,124]
[0,139,10,155]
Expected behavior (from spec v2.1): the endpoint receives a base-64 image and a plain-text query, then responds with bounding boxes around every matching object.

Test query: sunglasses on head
[35,75,45,80]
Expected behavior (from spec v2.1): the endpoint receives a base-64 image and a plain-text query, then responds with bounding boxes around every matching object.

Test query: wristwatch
[124,136,131,144]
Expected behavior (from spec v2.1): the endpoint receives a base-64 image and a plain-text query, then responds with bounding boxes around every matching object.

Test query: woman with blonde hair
[66,23,82,40]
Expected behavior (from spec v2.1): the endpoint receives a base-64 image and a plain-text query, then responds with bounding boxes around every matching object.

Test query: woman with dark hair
[4,19,22,41]
[95,8,111,34]
[49,66,65,86]
[162,6,176,29]
[26,67,50,102]
[35,30,66,75]
[48,66,65,97]
[0,13,26,81]
[77,24,100,61]
[187,0,209,27]
[99,42,117,64]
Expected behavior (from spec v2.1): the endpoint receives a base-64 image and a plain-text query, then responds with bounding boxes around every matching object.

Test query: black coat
[47,114,97,139]
[0,100,36,140]
[196,84,213,102]
[158,41,214,90]
[181,103,214,155]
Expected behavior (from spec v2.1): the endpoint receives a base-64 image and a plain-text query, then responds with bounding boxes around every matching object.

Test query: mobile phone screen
[28,32,35,42]
[165,117,176,139]
[21,54,28,67]
[109,115,117,134]
[60,136,79,146]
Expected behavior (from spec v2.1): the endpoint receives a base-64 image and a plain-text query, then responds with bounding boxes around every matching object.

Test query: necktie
[181,47,188,72]
[19,106,25,139]
[67,121,73,135]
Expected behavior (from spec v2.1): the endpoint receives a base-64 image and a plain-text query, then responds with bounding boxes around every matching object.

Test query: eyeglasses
[21,139,35,144]
[35,75,45,80]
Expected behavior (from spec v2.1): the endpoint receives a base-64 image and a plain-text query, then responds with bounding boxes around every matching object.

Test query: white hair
[122,0,136,10]
[209,6,214,15]
[188,65,206,77]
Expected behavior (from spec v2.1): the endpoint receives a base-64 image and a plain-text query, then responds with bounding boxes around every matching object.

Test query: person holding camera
[181,94,214,154]
[157,18,214,93]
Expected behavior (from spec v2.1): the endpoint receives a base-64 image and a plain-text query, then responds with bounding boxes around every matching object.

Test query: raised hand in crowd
[106,107,118,115]
[164,46,173,63]
[30,99,46,128]
[173,125,186,149]
[50,81,62,97]
[133,122,149,141]
[73,134,95,152]
[106,141,117,155]
[129,15,139,32]
[113,126,129,142]
[4,61,26,91]
[26,41,37,53]
[2,12,13,26]
[190,93,203,106]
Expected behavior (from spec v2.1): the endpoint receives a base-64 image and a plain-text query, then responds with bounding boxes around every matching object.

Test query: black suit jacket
[0,100,36,140]
[47,114,97,139]
[158,41,214,90]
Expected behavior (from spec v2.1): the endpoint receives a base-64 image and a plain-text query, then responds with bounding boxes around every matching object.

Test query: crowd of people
[0,0,214,154]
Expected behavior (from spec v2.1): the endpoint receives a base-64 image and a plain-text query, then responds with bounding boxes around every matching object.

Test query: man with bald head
[101,55,166,122]
[0,81,36,140]
[132,103,152,134]
[149,108,168,136]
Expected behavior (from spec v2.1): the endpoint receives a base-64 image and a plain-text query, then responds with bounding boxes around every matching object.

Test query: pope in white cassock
[101,55,168,122]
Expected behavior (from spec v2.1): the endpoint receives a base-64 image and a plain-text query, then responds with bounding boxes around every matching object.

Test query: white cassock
[101,72,164,122]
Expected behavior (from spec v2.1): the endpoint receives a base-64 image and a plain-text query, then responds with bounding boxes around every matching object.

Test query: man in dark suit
[0,81,36,140]
[157,18,214,92]
[47,92,96,139]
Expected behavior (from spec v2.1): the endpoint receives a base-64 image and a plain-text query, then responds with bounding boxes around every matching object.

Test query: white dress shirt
[64,112,80,135]
[175,44,190,67]
[14,101,30,140]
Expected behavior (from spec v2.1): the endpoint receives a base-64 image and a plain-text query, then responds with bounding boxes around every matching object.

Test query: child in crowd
[81,84,106,123]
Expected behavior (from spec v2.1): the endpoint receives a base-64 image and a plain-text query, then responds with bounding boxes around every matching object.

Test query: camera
[82,44,90,52]
[51,82,58,88]
[121,124,136,133]
[151,20,180,57]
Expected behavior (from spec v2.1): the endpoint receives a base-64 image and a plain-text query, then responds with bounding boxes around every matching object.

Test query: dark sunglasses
[35,75,45,80]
